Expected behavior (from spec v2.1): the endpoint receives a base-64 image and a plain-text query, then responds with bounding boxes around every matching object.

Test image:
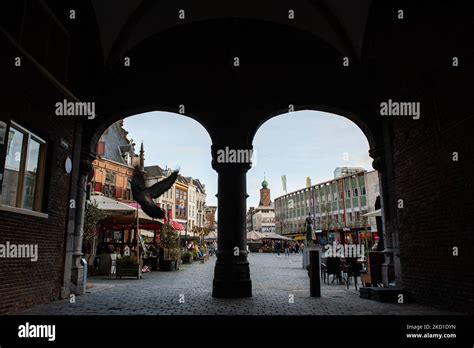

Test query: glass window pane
[22,138,41,210]
[1,127,24,207]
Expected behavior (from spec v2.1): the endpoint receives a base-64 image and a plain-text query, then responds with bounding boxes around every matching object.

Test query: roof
[145,165,165,178]
[101,121,136,165]
[193,179,206,193]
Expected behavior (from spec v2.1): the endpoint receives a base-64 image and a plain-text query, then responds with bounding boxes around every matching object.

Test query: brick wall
[392,97,474,314]
[0,94,76,314]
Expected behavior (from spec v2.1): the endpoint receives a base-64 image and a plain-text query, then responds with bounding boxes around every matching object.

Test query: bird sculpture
[131,166,179,219]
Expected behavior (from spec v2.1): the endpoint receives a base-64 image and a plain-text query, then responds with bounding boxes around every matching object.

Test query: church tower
[259,174,271,207]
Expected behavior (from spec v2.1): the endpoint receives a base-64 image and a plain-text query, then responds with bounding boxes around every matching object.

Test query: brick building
[91,121,140,201]
[1,0,473,313]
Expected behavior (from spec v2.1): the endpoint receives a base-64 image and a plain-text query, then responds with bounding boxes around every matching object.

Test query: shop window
[1,122,46,212]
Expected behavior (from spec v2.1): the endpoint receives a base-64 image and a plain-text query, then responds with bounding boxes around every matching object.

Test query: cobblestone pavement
[18,253,459,315]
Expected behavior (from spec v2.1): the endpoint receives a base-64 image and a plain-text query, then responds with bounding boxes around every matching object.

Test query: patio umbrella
[261,232,292,241]
[204,231,218,240]
[247,231,264,241]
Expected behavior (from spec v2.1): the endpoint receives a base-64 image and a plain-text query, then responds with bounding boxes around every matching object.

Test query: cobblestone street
[18,253,458,315]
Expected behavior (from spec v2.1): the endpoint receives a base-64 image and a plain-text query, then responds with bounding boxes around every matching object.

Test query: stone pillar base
[213,279,252,298]
[71,255,86,295]
[212,259,252,298]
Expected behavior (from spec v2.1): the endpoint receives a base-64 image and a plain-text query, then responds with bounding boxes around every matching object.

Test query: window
[353,188,359,197]
[1,123,46,212]
[103,171,116,198]
[361,186,366,195]
[346,189,351,198]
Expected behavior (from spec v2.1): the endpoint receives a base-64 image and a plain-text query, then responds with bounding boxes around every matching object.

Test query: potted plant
[116,255,141,279]
[181,251,193,264]
[159,223,181,271]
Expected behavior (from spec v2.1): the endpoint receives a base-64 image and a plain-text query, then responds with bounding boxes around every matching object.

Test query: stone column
[370,145,399,287]
[211,145,252,298]
[70,153,94,295]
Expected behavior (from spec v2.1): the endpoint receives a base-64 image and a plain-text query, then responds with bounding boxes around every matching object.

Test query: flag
[281,175,287,193]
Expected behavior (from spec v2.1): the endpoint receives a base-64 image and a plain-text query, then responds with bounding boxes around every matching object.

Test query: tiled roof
[102,122,135,165]
[144,165,165,178]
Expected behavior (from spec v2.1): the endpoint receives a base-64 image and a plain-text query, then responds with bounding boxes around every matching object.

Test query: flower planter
[182,255,193,264]
[116,265,141,279]
[159,259,178,271]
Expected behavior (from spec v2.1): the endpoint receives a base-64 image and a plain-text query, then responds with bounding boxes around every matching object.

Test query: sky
[123,110,373,209]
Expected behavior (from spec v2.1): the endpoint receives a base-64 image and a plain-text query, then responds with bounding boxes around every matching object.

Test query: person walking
[295,242,300,254]
[284,241,290,257]
[275,241,281,256]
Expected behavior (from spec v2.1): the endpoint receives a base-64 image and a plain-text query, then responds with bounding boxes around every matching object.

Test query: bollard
[309,250,321,297]
[80,257,88,294]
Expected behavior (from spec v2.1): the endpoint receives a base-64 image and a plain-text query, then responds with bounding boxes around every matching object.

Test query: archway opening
[246,110,392,313]
[81,111,219,313]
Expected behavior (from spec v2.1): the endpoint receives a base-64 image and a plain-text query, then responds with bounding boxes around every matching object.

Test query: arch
[250,104,378,153]
[84,106,213,157]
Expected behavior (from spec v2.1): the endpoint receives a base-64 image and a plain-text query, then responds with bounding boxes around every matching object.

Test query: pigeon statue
[131,165,179,219]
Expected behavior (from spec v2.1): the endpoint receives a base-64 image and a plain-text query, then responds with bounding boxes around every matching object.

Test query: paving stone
[16,253,458,315]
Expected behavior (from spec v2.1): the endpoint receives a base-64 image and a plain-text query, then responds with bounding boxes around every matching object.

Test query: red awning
[170,220,185,231]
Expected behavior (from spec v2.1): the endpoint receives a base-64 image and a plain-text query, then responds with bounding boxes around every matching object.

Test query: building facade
[274,170,379,244]
[194,179,207,228]
[144,165,176,218]
[186,177,196,232]
[246,207,255,231]
[334,167,366,179]
[249,179,276,233]
[91,121,140,201]
[204,205,217,232]
[174,175,189,230]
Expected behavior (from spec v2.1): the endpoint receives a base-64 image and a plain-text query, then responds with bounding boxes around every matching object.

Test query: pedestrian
[275,241,281,256]
[284,241,290,257]
[295,242,300,254]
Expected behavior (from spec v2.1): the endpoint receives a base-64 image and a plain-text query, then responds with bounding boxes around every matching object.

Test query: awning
[247,230,264,241]
[170,220,185,231]
[362,209,382,217]
[205,231,218,240]
[90,195,135,215]
[261,232,292,241]
[124,202,165,224]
